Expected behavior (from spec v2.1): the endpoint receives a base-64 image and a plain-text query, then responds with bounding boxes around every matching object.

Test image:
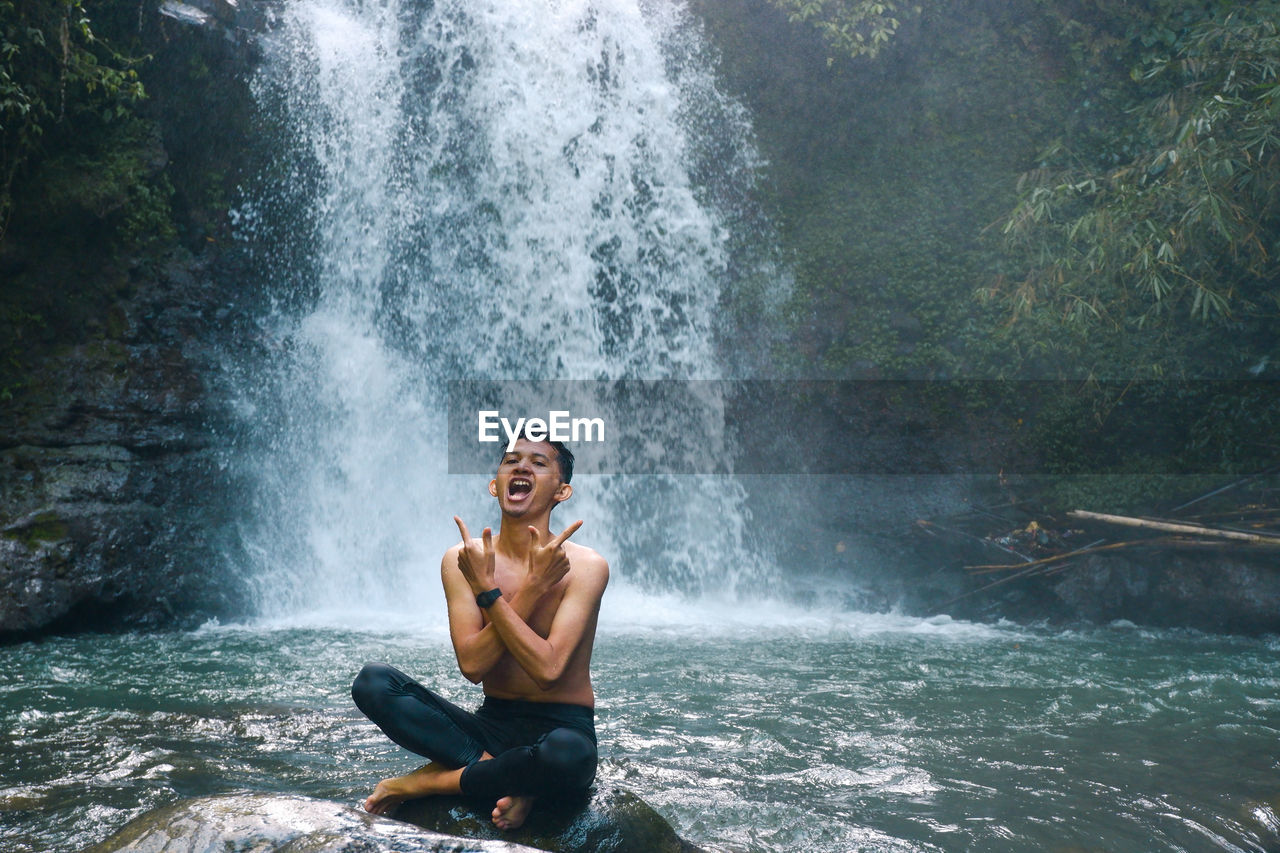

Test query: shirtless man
[351,436,609,831]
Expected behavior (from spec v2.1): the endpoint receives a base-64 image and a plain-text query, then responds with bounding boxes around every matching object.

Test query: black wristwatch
[475,588,502,609]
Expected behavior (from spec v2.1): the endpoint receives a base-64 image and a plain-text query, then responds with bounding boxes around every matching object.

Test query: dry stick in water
[915,520,1034,563]
[965,538,1115,574]
[968,535,1280,574]
[1169,466,1280,513]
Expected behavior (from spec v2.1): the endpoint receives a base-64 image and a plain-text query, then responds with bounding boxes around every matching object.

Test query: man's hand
[453,516,496,595]
[524,520,583,595]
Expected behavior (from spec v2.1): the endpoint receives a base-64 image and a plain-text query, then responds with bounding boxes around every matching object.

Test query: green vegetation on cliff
[996,3,1280,378]
[0,0,146,237]
[0,0,251,400]
[767,0,922,61]
[2,0,156,399]
[695,0,1279,511]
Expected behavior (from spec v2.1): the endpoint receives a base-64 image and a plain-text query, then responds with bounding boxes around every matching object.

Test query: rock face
[82,792,542,853]
[0,0,265,638]
[1047,551,1280,634]
[393,785,703,853]
[159,0,274,34]
[909,527,1280,634]
[0,253,247,636]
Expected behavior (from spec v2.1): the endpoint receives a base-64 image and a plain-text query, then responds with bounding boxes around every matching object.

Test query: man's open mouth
[508,478,533,498]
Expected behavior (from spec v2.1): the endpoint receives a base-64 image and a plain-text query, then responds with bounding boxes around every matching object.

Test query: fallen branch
[965,538,1124,574]
[935,561,1051,609]
[1037,538,1249,576]
[1170,466,1280,513]
[1067,510,1280,546]
[915,519,1034,563]
[967,535,1280,574]
[937,537,1108,606]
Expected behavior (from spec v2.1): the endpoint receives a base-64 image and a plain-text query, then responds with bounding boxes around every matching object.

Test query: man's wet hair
[500,431,574,484]
[551,440,574,484]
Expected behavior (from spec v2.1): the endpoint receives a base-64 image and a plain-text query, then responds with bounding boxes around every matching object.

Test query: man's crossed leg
[352,661,597,828]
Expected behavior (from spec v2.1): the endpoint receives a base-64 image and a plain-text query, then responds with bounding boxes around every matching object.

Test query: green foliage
[29,114,177,252]
[119,171,176,249]
[0,306,43,400]
[696,0,1278,522]
[1012,377,1280,516]
[964,371,1279,516]
[706,0,1075,379]
[0,0,145,238]
[1026,473,1222,515]
[995,4,1280,371]
[766,0,922,61]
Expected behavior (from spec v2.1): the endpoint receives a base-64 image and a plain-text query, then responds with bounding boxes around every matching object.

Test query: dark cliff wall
[0,255,247,633]
[0,1,260,637]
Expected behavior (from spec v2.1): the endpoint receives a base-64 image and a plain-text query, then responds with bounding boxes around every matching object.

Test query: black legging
[351,661,597,800]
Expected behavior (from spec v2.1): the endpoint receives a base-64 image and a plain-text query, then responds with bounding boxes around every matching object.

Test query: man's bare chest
[491,562,568,638]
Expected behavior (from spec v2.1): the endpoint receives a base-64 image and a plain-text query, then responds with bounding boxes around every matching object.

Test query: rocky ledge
[393,784,704,853]
[0,252,247,637]
[82,792,541,853]
[908,526,1280,634]
[1046,550,1280,634]
[82,787,706,853]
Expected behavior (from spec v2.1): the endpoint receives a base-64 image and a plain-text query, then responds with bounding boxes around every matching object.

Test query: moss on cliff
[2,510,69,549]
[0,0,256,400]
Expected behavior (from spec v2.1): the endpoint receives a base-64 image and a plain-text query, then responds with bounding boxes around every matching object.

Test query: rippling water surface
[3,601,1279,852]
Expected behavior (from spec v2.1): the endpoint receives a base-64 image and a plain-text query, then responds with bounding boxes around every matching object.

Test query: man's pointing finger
[453,515,472,544]
[550,519,584,549]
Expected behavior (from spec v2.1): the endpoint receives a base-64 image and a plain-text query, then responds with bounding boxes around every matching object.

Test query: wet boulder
[393,784,703,853]
[82,792,540,853]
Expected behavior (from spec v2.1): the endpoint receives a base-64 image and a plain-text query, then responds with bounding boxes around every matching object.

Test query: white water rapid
[234,0,783,621]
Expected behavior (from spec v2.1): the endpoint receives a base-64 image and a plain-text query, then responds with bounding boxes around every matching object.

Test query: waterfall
[234,0,782,620]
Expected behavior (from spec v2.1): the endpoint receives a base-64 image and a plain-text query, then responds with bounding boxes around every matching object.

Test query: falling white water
[235,0,784,620]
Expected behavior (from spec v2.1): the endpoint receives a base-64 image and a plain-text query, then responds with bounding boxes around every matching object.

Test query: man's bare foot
[363,777,408,816]
[363,762,460,815]
[491,795,535,830]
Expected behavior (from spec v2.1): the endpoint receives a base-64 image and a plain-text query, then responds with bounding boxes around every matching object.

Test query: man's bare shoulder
[564,541,609,585]
[440,541,467,576]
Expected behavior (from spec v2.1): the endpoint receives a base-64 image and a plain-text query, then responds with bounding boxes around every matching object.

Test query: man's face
[490,438,569,516]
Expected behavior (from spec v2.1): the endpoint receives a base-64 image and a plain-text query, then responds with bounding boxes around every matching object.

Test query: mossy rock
[81,791,539,853]
[393,784,703,853]
[2,510,69,549]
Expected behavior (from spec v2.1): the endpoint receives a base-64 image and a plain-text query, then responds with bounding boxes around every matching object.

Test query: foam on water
[597,582,1018,639]
[200,585,1013,644]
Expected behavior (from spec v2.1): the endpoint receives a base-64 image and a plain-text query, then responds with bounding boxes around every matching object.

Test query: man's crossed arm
[445,518,605,690]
